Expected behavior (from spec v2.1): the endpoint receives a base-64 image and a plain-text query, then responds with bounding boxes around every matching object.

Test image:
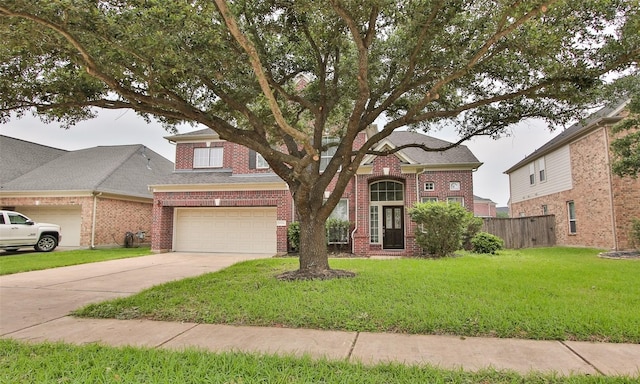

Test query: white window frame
[320,137,339,172]
[447,196,464,206]
[568,201,577,234]
[542,204,548,215]
[538,157,546,182]
[529,163,536,185]
[421,197,438,203]
[424,182,435,191]
[449,181,461,191]
[327,198,349,221]
[193,147,223,168]
[256,153,269,169]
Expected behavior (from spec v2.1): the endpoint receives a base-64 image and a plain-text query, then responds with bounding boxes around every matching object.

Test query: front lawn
[1,339,635,383]
[0,247,152,275]
[74,247,640,343]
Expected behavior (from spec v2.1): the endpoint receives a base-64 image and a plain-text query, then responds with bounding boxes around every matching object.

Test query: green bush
[630,218,640,251]
[471,232,504,254]
[326,218,350,244]
[462,215,483,250]
[287,219,352,251]
[287,222,301,251]
[409,202,476,257]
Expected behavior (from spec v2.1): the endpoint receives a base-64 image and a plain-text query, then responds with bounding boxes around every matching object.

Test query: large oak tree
[1,0,638,279]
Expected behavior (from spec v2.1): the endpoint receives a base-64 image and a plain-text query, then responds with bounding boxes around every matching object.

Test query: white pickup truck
[0,210,62,252]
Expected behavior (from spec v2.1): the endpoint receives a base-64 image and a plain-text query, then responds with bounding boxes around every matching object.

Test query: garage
[17,205,82,247]
[174,207,277,253]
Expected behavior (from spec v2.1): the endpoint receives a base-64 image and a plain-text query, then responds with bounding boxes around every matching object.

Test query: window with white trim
[256,153,269,169]
[529,163,536,185]
[447,196,464,206]
[424,182,435,191]
[328,199,348,221]
[369,206,379,243]
[542,204,548,215]
[568,201,577,234]
[193,147,223,168]
[449,181,461,191]
[320,137,339,172]
[538,157,546,182]
[421,197,438,203]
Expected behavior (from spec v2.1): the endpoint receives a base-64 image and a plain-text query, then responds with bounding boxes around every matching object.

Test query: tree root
[276,268,356,281]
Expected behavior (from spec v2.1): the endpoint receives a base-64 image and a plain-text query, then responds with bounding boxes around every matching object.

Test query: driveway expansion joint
[347,332,360,362]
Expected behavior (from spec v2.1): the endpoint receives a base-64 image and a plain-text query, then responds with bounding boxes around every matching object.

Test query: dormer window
[193,147,223,168]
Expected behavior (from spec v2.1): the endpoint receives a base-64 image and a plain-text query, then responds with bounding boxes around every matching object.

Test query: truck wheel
[35,235,58,252]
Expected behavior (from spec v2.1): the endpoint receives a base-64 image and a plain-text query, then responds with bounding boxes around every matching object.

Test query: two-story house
[505,99,640,250]
[150,127,482,256]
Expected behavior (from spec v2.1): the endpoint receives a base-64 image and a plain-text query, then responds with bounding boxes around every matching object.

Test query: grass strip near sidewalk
[75,247,640,343]
[0,247,152,275]
[1,339,636,384]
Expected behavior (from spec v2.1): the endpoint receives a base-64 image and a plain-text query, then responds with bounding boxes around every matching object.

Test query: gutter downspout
[90,192,102,249]
[350,175,358,254]
[603,126,618,250]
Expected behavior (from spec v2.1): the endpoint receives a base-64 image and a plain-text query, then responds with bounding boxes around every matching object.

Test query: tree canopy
[1,0,639,276]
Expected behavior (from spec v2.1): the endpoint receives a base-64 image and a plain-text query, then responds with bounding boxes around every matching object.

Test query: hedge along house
[0,135,174,248]
[505,99,640,251]
[150,126,482,256]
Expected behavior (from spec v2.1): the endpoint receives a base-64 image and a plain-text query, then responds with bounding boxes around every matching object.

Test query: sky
[1,110,560,206]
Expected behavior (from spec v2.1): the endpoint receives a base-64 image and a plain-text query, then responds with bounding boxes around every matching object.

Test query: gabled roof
[1,137,174,198]
[164,128,220,142]
[382,131,482,167]
[0,135,67,185]
[504,99,630,174]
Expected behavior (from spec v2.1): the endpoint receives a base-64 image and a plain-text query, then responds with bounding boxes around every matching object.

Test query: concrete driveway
[0,252,272,335]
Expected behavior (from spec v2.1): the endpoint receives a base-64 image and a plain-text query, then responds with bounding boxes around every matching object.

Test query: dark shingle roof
[505,99,630,174]
[1,139,174,198]
[0,135,67,185]
[385,131,482,166]
[155,170,285,186]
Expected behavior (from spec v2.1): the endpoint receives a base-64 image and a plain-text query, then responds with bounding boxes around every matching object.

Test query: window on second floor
[256,153,269,169]
[529,163,536,185]
[538,157,546,182]
[424,182,435,191]
[194,147,223,168]
[320,137,339,172]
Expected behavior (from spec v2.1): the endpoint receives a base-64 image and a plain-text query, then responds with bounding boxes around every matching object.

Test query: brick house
[505,100,640,250]
[150,127,482,255]
[0,135,174,248]
[473,195,497,217]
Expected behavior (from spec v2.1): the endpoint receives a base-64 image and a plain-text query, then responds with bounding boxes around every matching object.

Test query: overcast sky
[1,110,559,206]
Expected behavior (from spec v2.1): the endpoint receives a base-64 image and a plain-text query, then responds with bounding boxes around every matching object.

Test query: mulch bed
[598,250,640,259]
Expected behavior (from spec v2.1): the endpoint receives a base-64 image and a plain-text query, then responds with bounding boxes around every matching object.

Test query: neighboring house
[0,135,174,248]
[150,127,482,256]
[505,100,640,250]
[473,195,497,217]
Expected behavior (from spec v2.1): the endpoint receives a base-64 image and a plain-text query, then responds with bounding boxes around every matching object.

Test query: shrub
[287,222,300,251]
[409,202,476,257]
[630,218,640,251]
[462,215,483,250]
[326,218,350,244]
[471,232,505,254]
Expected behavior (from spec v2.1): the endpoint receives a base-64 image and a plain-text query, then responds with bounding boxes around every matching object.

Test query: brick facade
[0,195,153,248]
[510,125,640,250]
[154,131,478,256]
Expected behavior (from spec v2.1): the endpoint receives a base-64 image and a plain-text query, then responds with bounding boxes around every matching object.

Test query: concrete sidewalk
[1,253,639,377]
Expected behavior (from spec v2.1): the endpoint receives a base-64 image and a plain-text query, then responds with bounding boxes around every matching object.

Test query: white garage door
[174,207,277,253]
[17,205,82,247]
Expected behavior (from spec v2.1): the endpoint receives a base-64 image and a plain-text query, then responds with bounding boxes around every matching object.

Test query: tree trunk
[298,214,331,271]
[277,203,355,281]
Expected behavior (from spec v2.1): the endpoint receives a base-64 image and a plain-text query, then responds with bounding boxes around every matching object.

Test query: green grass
[1,339,636,383]
[0,247,152,275]
[74,247,640,343]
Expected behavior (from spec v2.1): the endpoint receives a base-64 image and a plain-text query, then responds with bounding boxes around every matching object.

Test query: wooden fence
[481,215,556,249]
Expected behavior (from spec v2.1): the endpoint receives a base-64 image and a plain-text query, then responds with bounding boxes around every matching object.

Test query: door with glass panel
[382,206,404,249]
